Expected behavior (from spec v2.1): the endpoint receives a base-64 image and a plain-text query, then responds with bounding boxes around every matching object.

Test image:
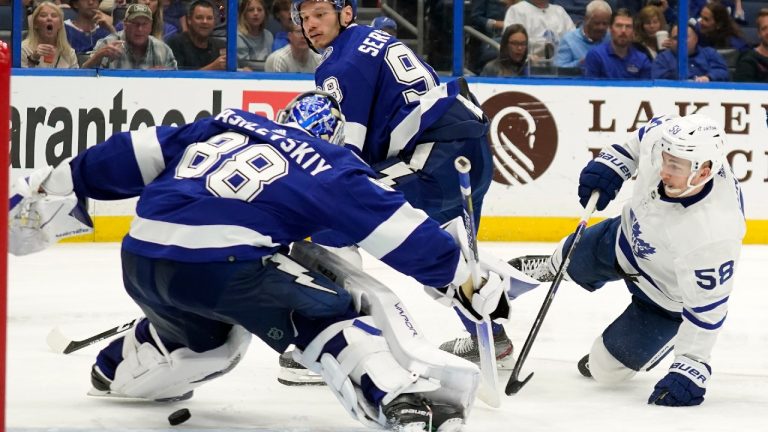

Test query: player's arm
[649,240,742,407]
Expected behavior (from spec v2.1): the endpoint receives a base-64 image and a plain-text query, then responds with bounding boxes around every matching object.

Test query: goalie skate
[438,327,514,370]
[277,350,324,386]
[383,393,464,432]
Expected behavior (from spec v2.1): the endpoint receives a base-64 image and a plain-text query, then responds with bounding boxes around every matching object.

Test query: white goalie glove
[425,217,538,323]
[9,162,93,256]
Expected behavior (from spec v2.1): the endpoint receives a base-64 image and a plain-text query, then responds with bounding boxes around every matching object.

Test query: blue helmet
[290,0,357,26]
[277,91,345,145]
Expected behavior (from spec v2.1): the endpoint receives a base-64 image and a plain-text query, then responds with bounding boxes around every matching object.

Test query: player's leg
[580,292,681,383]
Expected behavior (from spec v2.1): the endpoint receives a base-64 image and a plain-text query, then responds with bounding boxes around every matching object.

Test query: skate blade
[277,367,326,386]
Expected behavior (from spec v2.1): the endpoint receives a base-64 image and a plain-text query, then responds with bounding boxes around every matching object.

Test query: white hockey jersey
[612,116,746,364]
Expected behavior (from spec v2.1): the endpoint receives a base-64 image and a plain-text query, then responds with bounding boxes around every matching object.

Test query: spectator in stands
[162,0,187,33]
[734,8,768,82]
[65,0,116,54]
[83,3,176,68]
[584,8,651,78]
[696,1,750,52]
[555,0,612,68]
[469,0,518,73]
[115,0,178,41]
[504,0,575,62]
[269,0,292,51]
[264,22,320,73]
[22,1,79,68]
[633,4,668,60]
[166,0,226,70]
[371,16,397,37]
[481,23,529,76]
[236,0,273,70]
[652,23,729,81]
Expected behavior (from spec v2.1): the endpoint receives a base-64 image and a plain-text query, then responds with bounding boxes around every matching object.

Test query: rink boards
[8,75,768,243]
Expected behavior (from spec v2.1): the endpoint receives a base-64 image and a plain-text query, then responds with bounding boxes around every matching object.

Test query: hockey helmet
[290,0,357,26]
[277,90,346,146]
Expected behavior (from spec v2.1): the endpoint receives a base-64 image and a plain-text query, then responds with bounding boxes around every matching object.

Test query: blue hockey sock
[454,307,503,336]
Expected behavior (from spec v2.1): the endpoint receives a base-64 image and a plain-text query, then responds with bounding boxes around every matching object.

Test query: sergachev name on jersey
[215,109,332,176]
[357,29,391,57]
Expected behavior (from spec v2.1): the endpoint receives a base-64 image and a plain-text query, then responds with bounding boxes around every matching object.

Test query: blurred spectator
[236,0,272,69]
[162,0,188,33]
[264,22,320,72]
[504,0,575,63]
[371,16,397,37]
[22,1,79,68]
[83,3,176,68]
[734,8,768,82]
[696,1,749,52]
[481,23,529,76]
[652,23,729,81]
[468,0,518,73]
[166,0,226,70]
[65,0,116,54]
[633,4,667,60]
[584,8,651,78]
[115,0,178,40]
[555,0,611,68]
[269,0,291,51]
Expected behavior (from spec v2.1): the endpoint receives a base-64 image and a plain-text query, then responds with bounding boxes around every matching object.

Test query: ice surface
[7,242,768,431]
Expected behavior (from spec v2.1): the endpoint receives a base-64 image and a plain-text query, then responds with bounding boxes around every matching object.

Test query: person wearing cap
[83,2,177,69]
[369,15,396,36]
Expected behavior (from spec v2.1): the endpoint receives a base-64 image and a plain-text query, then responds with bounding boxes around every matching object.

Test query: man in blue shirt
[555,0,612,68]
[652,23,729,82]
[584,8,651,78]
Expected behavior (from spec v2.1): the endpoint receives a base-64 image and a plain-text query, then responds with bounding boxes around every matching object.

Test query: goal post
[0,40,11,432]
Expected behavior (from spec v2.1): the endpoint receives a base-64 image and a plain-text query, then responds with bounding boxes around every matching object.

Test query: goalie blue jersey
[66,109,468,288]
[315,25,485,163]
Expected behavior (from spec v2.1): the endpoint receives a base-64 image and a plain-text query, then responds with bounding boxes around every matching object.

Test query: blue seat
[741,1,765,26]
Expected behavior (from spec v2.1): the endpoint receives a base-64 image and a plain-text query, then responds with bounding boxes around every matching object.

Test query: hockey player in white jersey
[7,92,520,431]
[533,113,745,406]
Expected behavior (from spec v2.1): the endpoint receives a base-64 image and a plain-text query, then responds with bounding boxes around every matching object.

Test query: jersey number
[694,260,734,290]
[384,43,437,104]
[176,133,288,201]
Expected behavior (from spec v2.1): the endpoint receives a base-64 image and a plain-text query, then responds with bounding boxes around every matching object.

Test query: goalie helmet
[290,0,357,26]
[653,114,725,197]
[276,90,345,146]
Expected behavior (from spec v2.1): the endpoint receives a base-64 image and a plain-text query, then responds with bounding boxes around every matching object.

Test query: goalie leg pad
[588,336,637,385]
[94,319,251,401]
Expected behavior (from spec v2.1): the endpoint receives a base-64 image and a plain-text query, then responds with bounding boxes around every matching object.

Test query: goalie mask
[277,91,346,145]
[652,114,725,198]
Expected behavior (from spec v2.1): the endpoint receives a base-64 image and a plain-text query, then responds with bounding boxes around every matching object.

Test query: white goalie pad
[102,323,251,401]
[290,241,480,419]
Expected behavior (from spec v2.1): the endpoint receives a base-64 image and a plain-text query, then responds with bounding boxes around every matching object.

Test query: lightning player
[281,0,508,383]
[532,114,745,406]
[8,92,516,430]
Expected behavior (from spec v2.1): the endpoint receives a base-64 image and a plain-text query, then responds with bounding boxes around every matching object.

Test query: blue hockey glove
[648,356,711,407]
[578,144,636,210]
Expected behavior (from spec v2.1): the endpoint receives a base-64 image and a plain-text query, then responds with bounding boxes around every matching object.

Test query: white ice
[7,242,768,431]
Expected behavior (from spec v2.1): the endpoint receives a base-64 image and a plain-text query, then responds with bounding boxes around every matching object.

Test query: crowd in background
[1,0,767,83]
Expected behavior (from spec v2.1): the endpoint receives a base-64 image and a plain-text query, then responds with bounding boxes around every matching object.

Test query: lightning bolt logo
[272,254,337,294]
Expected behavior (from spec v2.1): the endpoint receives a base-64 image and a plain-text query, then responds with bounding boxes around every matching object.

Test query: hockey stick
[47,318,139,354]
[454,156,501,408]
[504,191,600,395]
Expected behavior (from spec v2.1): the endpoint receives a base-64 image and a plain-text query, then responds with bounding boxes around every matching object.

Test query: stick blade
[46,326,74,354]
[475,321,501,407]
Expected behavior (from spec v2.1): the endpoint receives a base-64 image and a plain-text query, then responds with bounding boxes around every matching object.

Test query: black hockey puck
[168,408,191,426]
[577,354,592,378]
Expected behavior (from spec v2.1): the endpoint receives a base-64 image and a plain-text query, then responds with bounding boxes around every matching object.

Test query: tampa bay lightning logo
[630,209,656,260]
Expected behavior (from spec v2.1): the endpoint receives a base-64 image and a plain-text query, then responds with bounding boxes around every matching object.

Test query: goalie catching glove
[8,161,93,256]
[424,217,514,323]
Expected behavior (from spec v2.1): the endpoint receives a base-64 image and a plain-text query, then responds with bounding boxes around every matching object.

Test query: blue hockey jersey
[315,25,486,164]
[66,109,469,289]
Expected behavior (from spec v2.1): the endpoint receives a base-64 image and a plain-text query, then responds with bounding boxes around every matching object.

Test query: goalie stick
[47,318,139,354]
[455,156,501,408]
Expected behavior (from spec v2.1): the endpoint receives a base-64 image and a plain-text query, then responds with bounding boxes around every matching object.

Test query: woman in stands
[236,0,273,70]
[696,1,750,52]
[481,24,529,77]
[633,5,668,60]
[22,1,79,68]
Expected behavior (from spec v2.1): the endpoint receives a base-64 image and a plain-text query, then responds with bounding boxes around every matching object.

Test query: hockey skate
[88,365,194,402]
[277,349,324,386]
[508,255,556,282]
[383,393,464,432]
[438,327,514,370]
[577,354,592,378]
